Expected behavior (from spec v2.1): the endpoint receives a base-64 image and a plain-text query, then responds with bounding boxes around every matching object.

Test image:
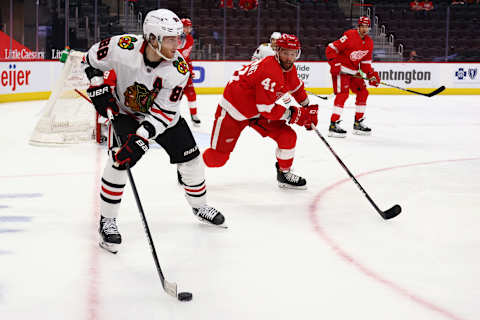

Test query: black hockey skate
[99,215,122,254]
[276,162,307,190]
[191,114,201,127]
[352,118,372,136]
[328,120,347,138]
[192,206,226,228]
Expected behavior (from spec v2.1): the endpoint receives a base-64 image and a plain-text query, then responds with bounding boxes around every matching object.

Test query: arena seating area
[133,0,350,60]
[371,0,480,61]
[64,0,480,61]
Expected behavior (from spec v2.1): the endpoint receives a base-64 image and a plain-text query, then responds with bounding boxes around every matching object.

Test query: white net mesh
[29,50,97,146]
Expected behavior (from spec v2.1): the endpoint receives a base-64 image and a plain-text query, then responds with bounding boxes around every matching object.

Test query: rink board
[1,60,479,102]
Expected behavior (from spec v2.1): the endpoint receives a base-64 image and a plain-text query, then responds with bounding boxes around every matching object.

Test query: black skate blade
[99,241,118,254]
[381,204,402,220]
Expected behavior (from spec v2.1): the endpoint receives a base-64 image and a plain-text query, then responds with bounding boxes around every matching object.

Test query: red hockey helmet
[276,34,301,51]
[358,16,371,27]
[181,18,192,27]
[239,0,258,10]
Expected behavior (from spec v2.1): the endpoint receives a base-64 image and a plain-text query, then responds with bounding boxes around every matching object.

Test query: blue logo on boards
[455,67,478,80]
[455,68,467,80]
[468,68,477,80]
[192,66,205,83]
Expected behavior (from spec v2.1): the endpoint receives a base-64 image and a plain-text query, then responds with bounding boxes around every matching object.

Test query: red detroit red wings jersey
[326,29,374,75]
[220,56,307,121]
[178,33,194,62]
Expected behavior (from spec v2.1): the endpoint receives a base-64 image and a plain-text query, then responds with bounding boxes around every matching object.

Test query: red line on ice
[87,149,103,320]
[309,157,480,320]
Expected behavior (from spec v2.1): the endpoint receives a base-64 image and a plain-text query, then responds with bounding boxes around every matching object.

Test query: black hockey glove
[114,134,149,169]
[86,84,119,118]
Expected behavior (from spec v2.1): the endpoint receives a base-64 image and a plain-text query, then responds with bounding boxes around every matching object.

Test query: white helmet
[270,32,281,42]
[270,32,281,50]
[143,9,183,60]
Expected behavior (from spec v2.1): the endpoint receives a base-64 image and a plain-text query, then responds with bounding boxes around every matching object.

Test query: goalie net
[29,50,101,145]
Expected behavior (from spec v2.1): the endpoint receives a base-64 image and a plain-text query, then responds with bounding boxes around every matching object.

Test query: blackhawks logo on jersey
[123,82,158,113]
[173,56,189,75]
[117,36,137,50]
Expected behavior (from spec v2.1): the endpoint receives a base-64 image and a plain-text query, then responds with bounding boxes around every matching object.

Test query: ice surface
[0,94,479,320]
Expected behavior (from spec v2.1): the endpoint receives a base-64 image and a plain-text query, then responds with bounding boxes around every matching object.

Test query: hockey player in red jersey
[178,18,201,126]
[325,16,380,138]
[84,9,226,253]
[203,34,318,190]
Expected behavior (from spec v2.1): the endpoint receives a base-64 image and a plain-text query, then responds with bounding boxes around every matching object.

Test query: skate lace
[332,120,344,130]
[102,218,119,235]
[355,119,367,128]
[196,206,218,220]
[284,171,300,183]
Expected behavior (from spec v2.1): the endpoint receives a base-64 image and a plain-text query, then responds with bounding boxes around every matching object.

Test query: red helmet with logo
[358,16,371,27]
[181,18,192,27]
[276,34,301,51]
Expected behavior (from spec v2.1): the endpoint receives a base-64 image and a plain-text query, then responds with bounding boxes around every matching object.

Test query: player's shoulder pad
[171,52,190,76]
[259,56,283,76]
[115,34,142,51]
[344,29,357,37]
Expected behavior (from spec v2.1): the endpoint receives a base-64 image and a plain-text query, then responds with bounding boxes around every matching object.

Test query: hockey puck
[178,291,193,302]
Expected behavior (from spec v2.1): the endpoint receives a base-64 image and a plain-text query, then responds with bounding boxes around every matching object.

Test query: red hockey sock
[355,112,364,121]
[277,158,293,171]
[331,113,341,123]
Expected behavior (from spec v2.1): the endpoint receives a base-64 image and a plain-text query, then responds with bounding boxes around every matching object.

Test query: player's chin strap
[147,41,173,61]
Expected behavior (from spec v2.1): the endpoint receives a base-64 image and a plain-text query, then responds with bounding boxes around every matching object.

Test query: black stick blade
[426,86,445,97]
[381,204,402,220]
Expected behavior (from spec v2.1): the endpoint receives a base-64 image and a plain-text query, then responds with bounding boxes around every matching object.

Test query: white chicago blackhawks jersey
[251,43,275,61]
[86,34,190,138]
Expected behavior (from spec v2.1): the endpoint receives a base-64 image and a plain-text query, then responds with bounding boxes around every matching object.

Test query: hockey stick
[76,90,190,300]
[106,109,180,298]
[105,110,183,298]
[311,124,401,220]
[305,90,331,100]
[74,88,91,102]
[351,74,445,97]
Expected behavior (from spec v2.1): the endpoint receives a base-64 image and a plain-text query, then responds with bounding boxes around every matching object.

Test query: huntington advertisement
[1,60,479,102]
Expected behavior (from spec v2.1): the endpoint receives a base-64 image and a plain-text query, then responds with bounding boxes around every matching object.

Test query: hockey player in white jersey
[84,8,226,253]
[251,32,281,61]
